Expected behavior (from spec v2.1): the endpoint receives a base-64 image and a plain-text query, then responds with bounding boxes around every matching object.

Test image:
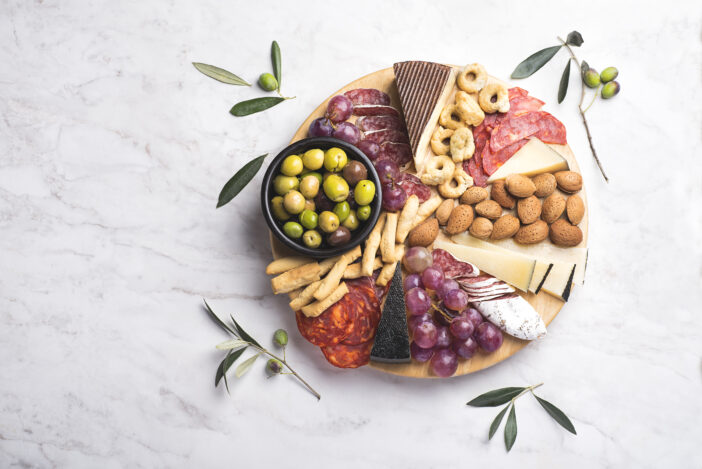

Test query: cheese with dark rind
[370,263,410,363]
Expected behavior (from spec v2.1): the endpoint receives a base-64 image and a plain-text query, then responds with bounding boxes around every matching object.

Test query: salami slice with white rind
[356,115,405,132]
[473,294,546,340]
[344,88,391,106]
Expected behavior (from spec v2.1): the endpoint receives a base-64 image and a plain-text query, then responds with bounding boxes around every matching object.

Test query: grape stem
[557,36,609,183]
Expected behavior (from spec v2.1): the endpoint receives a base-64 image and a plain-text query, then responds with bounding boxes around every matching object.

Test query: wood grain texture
[271,66,588,378]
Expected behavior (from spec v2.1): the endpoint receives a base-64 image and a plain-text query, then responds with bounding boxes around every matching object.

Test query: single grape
[381,182,407,212]
[332,122,361,145]
[308,117,334,138]
[436,278,459,300]
[408,312,433,333]
[421,266,444,291]
[406,287,431,316]
[464,307,483,330]
[414,321,438,349]
[475,322,503,353]
[403,246,433,273]
[452,336,478,359]
[444,288,468,311]
[325,95,353,123]
[374,159,399,185]
[449,317,475,340]
[431,348,458,377]
[403,273,424,291]
[357,140,380,161]
[410,341,434,363]
[435,325,451,349]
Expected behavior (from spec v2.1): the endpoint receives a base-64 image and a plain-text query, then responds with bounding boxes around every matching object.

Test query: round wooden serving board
[270,66,588,378]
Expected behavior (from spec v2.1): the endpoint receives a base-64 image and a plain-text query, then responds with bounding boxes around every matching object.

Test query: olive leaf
[271,40,281,90]
[230,97,286,116]
[215,347,247,390]
[216,339,250,350]
[203,299,237,335]
[566,31,584,47]
[235,354,259,378]
[231,314,262,348]
[467,387,525,407]
[216,154,267,208]
[511,45,562,79]
[504,404,518,451]
[192,63,251,86]
[558,59,571,103]
[535,395,577,434]
[489,405,510,440]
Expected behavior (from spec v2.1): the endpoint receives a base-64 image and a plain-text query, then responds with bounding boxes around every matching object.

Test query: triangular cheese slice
[487,138,569,183]
[370,263,410,363]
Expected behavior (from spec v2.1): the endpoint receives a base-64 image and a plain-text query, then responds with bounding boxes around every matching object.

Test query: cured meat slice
[508,95,545,116]
[295,296,359,347]
[340,277,381,346]
[465,152,489,187]
[362,128,410,145]
[356,115,405,132]
[370,263,410,363]
[321,341,373,368]
[509,87,529,97]
[489,111,548,152]
[396,173,431,202]
[482,138,530,175]
[533,113,567,144]
[473,294,546,340]
[377,142,412,168]
[344,88,391,106]
[353,105,400,117]
[432,249,479,279]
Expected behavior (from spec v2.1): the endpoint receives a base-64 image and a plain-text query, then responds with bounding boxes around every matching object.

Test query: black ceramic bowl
[261,137,382,259]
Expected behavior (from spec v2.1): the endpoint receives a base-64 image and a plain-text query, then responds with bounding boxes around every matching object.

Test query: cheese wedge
[540,263,576,302]
[529,262,553,294]
[487,138,569,183]
[434,240,535,292]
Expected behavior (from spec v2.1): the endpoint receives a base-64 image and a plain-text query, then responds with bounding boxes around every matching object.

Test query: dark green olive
[283,221,303,239]
[333,201,351,222]
[600,67,619,83]
[601,81,620,99]
[299,209,318,230]
[266,358,283,374]
[583,69,601,88]
[357,205,371,221]
[327,226,351,246]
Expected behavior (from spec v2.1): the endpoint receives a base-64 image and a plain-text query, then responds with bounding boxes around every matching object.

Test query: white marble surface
[1,0,701,467]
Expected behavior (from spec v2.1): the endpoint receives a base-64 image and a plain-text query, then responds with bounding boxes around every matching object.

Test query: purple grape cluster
[402,247,504,377]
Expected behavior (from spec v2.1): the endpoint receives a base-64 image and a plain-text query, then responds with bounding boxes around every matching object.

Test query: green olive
[299,209,318,230]
[270,196,290,221]
[333,201,350,222]
[273,175,299,196]
[304,199,316,212]
[600,66,619,83]
[283,221,303,239]
[281,154,304,177]
[299,175,320,199]
[283,190,306,215]
[318,211,340,233]
[327,226,351,247]
[354,180,376,206]
[323,174,350,202]
[301,171,323,185]
[342,209,359,230]
[357,205,371,221]
[258,73,278,91]
[273,328,288,347]
[323,147,348,172]
[583,69,601,88]
[601,81,620,99]
[266,358,283,374]
[302,149,325,170]
[302,229,322,248]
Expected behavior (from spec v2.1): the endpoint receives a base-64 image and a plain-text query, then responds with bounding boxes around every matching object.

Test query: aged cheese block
[370,262,410,363]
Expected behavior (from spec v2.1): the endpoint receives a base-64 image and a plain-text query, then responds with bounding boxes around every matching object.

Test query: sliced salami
[465,153,489,187]
[339,277,381,346]
[378,142,412,168]
[489,111,547,153]
[356,115,405,132]
[362,128,410,145]
[482,138,530,175]
[533,113,567,144]
[432,249,479,279]
[396,173,431,202]
[295,296,358,347]
[508,95,545,116]
[344,88,391,106]
[353,104,400,118]
[320,341,373,368]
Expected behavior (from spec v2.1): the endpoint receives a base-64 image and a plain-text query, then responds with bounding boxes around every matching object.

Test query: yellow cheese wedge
[529,261,553,293]
[487,138,569,183]
[540,263,576,302]
[434,240,535,292]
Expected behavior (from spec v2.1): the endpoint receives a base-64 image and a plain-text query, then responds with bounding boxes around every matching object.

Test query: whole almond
[490,180,516,209]
[445,204,474,235]
[490,214,520,240]
[435,199,454,225]
[541,193,566,224]
[408,217,439,247]
[469,217,493,239]
[460,186,489,205]
[549,219,583,246]
[555,171,583,193]
[505,174,536,198]
[475,200,502,219]
[566,194,585,225]
[517,196,542,225]
[514,220,549,245]
[532,173,557,197]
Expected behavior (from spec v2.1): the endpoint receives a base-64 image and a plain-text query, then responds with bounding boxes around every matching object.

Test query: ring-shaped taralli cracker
[449,127,475,163]
[439,104,466,130]
[438,166,474,199]
[457,63,488,93]
[455,91,485,126]
[478,82,510,113]
[420,155,456,186]
[430,126,453,155]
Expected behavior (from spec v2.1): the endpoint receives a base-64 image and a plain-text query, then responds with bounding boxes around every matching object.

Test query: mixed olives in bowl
[261,137,382,258]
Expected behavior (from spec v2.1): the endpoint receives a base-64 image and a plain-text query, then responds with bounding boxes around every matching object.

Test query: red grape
[421,266,443,291]
[403,273,424,291]
[332,121,361,145]
[435,325,451,348]
[375,159,399,185]
[381,182,407,212]
[431,348,458,377]
[452,336,478,359]
[475,322,503,352]
[410,341,435,362]
[414,321,438,349]
[326,95,353,123]
[449,317,475,340]
[403,246,432,273]
[408,312,433,333]
[464,307,484,330]
[357,140,380,161]
[436,278,459,300]
[405,287,431,315]
[444,288,468,311]
[308,117,334,137]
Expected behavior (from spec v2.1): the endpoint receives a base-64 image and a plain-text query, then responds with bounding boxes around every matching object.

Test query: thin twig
[557,37,609,182]
[252,345,321,400]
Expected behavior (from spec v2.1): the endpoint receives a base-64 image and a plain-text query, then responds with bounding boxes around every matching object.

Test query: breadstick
[376,261,397,287]
[266,256,313,275]
[396,195,419,243]
[343,258,382,279]
[381,212,399,263]
[413,193,442,228]
[319,255,341,276]
[288,287,304,300]
[394,244,406,262]
[301,282,349,318]
[313,245,361,301]
[289,279,322,310]
[270,262,321,294]
[361,213,386,276]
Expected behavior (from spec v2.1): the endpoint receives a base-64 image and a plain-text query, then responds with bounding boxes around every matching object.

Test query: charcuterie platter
[265,62,588,378]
